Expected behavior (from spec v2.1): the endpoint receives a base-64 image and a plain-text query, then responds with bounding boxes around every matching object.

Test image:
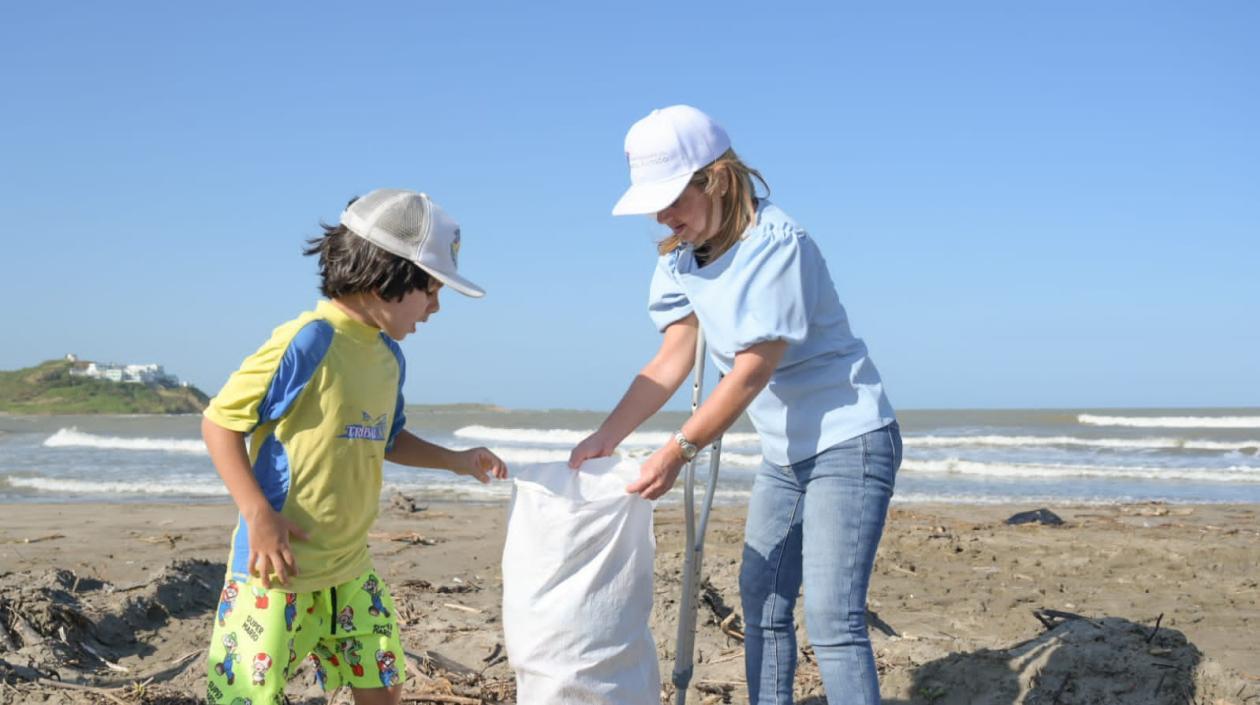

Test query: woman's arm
[625,339,787,499]
[385,429,508,483]
[568,314,700,468]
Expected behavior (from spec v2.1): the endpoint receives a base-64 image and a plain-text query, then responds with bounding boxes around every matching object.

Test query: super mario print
[284,592,298,632]
[375,649,401,687]
[337,605,355,633]
[308,652,328,690]
[251,651,272,687]
[339,637,366,677]
[217,580,239,627]
[214,632,240,685]
[251,585,269,609]
[362,575,391,618]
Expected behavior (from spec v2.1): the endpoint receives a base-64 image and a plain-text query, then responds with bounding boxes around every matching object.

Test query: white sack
[502,456,659,705]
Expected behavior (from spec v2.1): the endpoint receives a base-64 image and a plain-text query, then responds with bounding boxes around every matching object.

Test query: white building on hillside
[71,361,180,386]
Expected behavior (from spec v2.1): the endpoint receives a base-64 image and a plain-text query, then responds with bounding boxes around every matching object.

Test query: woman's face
[655,183,720,247]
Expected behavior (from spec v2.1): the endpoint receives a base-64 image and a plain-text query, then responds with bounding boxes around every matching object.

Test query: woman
[568,105,901,705]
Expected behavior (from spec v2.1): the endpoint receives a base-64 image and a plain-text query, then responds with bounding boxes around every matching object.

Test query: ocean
[1,408,1257,506]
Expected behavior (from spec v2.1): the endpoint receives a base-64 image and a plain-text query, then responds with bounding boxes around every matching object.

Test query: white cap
[340,189,485,298]
[611,105,731,216]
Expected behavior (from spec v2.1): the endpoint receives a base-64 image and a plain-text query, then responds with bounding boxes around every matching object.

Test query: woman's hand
[455,447,508,483]
[246,506,309,589]
[626,443,687,500]
[568,431,618,469]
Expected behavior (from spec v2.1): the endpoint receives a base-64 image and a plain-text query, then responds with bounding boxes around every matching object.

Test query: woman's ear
[708,164,730,198]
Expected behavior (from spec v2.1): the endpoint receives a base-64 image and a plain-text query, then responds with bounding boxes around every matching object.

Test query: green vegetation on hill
[0,360,209,414]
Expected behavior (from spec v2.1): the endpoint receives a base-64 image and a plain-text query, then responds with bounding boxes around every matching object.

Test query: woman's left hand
[626,443,686,500]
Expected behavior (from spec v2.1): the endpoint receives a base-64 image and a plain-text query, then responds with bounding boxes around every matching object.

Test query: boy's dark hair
[304,202,432,302]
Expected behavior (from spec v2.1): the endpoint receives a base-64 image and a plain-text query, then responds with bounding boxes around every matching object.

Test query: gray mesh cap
[340,189,485,298]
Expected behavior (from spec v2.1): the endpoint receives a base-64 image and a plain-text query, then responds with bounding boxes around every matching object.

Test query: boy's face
[375,283,442,340]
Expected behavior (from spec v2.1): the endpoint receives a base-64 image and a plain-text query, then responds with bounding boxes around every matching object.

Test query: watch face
[676,432,698,459]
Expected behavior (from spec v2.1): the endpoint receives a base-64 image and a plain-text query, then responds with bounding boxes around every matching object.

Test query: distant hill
[0,360,209,414]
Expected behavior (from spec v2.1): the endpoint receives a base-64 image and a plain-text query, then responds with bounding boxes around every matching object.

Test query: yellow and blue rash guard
[204,300,407,593]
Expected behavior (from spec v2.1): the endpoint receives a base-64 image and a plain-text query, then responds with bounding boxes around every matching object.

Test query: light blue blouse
[649,201,895,465]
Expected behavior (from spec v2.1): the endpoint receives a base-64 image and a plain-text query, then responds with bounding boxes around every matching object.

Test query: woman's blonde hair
[657,148,769,258]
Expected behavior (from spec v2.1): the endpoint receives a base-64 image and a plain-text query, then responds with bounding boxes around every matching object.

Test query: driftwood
[403,695,482,704]
[1032,608,1103,631]
[1145,612,1164,643]
[370,530,440,546]
[701,578,745,642]
[0,534,65,544]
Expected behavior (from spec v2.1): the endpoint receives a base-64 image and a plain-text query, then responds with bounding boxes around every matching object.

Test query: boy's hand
[456,447,508,483]
[246,507,309,589]
[568,431,617,469]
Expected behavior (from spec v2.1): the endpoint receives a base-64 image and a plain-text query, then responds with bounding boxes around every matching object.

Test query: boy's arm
[384,429,508,484]
[202,416,308,588]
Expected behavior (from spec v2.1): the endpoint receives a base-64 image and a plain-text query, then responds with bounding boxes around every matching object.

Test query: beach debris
[1,533,65,544]
[1006,508,1065,526]
[370,530,441,546]
[867,609,900,638]
[399,648,516,704]
[1032,608,1101,631]
[399,578,480,594]
[389,490,428,514]
[899,615,1240,705]
[135,533,183,548]
[403,694,482,704]
[700,578,744,642]
[1146,612,1165,643]
[0,559,219,690]
[696,678,739,703]
[479,642,507,672]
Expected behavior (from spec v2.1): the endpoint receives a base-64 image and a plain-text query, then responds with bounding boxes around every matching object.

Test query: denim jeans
[740,422,901,705]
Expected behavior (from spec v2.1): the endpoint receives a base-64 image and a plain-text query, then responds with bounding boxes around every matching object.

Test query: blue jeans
[740,422,901,705]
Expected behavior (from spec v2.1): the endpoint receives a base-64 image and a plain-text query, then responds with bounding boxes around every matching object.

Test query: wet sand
[1,498,1257,704]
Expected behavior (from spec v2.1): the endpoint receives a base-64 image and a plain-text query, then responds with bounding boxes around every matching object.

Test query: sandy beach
[1,497,1257,704]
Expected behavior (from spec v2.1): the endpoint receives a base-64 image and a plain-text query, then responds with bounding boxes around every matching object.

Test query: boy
[201,189,507,705]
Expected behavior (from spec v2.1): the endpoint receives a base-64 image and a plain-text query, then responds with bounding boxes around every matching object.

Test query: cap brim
[419,266,486,298]
[611,173,693,216]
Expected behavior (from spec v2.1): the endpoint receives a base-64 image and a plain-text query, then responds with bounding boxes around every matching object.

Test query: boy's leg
[205,576,321,704]
[350,684,404,705]
[312,568,407,701]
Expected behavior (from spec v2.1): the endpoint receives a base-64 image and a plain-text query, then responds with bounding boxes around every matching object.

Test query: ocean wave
[901,458,1260,483]
[43,428,206,454]
[488,446,763,470]
[890,492,1119,506]
[908,434,1259,452]
[1077,414,1260,429]
[5,476,226,496]
[454,425,761,449]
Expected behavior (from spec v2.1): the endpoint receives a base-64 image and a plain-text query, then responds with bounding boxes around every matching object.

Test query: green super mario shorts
[205,568,405,703]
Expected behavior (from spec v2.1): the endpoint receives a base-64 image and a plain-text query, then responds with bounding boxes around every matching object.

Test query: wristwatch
[674,431,700,461]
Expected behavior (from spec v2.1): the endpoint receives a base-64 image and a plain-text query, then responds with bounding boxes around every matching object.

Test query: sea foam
[1078,414,1260,429]
[43,428,207,454]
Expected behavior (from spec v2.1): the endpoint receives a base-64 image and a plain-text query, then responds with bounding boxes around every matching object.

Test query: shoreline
[1,499,1257,703]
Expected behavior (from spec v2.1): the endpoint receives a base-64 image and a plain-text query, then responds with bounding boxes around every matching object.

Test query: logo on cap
[450,228,461,266]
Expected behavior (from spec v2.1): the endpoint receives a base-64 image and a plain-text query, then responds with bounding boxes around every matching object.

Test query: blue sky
[1,2,1256,411]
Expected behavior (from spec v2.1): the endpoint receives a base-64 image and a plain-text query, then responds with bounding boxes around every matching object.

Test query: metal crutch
[672,329,724,705]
